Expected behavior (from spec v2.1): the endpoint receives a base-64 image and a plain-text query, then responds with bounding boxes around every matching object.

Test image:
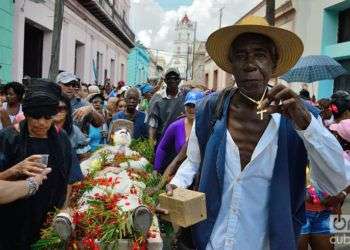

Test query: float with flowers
[32,128,164,250]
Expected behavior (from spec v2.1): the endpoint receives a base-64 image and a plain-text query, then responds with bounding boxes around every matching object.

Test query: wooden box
[159,188,207,227]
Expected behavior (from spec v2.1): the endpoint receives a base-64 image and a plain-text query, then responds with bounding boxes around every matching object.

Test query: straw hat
[206,16,304,78]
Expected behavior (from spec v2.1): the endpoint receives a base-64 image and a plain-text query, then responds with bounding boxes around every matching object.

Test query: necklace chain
[239,88,268,107]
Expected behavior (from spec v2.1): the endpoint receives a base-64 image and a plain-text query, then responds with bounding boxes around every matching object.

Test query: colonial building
[12,0,135,85]
[169,14,194,80]
[148,51,165,81]
[292,0,350,98]
[0,0,14,83]
[208,0,350,98]
[127,42,150,85]
[192,41,206,84]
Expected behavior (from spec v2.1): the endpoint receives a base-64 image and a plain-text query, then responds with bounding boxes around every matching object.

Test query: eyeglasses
[57,105,67,113]
[64,82,79,88]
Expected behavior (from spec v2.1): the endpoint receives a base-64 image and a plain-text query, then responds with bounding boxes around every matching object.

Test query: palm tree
[266,0,275,26]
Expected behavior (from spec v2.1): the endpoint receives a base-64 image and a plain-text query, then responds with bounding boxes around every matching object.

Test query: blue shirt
[88,125,105,151]
[112,111,149,139]
[70,97,88,111]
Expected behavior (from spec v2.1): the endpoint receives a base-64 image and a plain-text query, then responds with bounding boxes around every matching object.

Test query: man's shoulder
[71,97,89,109]
[196,92,220,114]
[113,111,125,120]
[136,110,146,118]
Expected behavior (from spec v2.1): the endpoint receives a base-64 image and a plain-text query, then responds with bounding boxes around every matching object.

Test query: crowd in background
[1,67,350,249]
[0,68,209,248]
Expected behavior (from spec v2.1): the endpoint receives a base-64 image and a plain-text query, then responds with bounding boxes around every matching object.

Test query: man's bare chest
[227,108,270,169]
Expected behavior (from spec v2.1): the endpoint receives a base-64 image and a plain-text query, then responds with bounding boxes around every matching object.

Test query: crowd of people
[0,65,207,248]
[0,15,350,250]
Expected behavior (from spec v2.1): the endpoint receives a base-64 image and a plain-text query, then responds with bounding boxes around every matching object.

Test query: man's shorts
[300,210,333,235]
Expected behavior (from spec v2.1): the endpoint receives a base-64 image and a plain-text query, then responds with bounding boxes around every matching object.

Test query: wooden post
[48,0,65,81]
[266,0,275,26]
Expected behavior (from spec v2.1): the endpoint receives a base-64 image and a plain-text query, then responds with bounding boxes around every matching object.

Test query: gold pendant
[257,109,268,120]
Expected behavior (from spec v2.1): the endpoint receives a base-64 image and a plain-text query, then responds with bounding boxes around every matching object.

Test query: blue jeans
[300,210,333,235]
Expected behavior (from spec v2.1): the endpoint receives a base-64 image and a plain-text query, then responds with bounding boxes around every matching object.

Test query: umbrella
[281,55,348,83]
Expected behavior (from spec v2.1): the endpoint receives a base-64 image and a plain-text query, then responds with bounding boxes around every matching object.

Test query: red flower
[132,241,140,250]
[73,211,85,225]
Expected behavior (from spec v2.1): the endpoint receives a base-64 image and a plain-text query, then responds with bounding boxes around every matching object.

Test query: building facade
[204,54,233,90]
[192,41,206,84]
[228,0,350,99]
[169,14,194,80]
[0,0,14,83]
[292,0,350,98]
[149,51,165,81]
[12,0,134,85]
[127,42,150,85]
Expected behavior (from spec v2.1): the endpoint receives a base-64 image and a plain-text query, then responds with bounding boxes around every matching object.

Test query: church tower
[169,14,194,79]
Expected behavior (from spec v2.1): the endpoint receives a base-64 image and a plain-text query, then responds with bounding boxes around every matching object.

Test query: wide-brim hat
[86,93,104,103]
[206,16,304,78]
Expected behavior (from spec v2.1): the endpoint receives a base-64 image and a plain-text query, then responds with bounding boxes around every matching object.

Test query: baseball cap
[88,85,101,94]
[139,83,154,95]
[117,86,130,96]
[56,71,78,84]
[164,68,180,78]
[184,90,205,106]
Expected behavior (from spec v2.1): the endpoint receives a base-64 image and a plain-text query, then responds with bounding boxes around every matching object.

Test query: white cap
[117,86,130,95]
[56,71,78,84]
[88,85,100,94]
[164,67,181,78]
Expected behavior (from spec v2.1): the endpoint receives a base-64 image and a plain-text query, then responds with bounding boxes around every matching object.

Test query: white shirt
[171,114,349,250]
[0,103,22,130]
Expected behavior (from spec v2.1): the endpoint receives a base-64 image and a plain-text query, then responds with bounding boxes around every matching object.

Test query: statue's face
[113,128,132,146]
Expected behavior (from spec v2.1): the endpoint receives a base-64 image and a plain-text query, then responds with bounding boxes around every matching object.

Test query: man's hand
[73,106,93,121]
[32,167,52,186]
[165,183,177,196]
[259,84,311,130]
[0,107,11,128]
[11,155,47,178]
[325,192,347,221]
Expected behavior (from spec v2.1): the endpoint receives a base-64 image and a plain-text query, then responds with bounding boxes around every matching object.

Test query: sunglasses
[29,114,53,120]
[64,82,79,88]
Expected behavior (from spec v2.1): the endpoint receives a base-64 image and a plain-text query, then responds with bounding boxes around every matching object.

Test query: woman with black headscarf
[0,79,72,249]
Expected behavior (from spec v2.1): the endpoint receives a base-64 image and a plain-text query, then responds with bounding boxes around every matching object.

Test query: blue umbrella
[281,55,348,83]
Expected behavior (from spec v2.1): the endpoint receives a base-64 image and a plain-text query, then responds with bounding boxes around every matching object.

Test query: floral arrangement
[32,138,163,250]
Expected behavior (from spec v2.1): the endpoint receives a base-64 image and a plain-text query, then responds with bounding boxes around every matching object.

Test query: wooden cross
[257,109,268,120]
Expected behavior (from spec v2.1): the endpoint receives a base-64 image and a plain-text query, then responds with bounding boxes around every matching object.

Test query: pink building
[12,0,134,85]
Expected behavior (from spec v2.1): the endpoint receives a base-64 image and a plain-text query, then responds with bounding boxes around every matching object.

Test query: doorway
[23,21,44,78]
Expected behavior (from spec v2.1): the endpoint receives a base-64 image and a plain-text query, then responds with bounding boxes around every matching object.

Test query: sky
[130,0,261,59]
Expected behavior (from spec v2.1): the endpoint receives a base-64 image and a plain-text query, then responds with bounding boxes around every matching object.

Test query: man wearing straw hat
[167,16,349,250]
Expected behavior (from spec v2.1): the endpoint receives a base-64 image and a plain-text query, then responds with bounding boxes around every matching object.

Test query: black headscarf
[22,78,61,117]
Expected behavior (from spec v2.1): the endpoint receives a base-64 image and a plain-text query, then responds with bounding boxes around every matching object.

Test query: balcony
[78,0,135,48]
